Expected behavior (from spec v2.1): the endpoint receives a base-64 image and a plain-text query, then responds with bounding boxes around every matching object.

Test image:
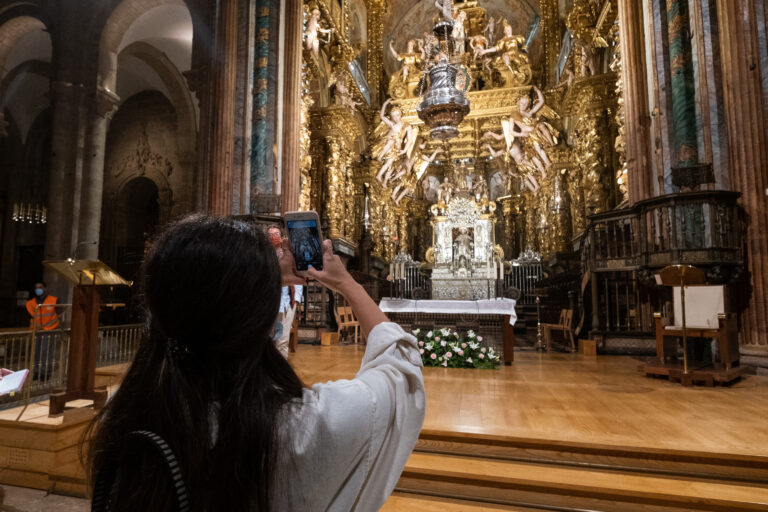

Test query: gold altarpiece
[298,0,623,264]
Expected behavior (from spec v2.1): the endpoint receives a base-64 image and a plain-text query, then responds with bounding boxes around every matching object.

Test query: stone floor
[0,486,88,512]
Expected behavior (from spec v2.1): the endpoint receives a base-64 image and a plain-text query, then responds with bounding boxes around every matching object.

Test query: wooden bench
[542,309,575,352]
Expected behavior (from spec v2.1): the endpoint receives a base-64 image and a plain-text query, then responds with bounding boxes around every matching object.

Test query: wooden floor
[290,344,768,458]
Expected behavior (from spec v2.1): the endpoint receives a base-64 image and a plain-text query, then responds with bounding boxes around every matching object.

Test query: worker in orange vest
[26,281,59,380]
[26,281,60,331]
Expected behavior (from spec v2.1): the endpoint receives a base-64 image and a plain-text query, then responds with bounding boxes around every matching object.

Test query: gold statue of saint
[477,20,532,86]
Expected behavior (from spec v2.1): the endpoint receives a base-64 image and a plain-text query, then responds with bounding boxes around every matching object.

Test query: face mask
[35,288,44,296]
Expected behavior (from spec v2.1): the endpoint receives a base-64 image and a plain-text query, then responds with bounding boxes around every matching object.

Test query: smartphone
[284,211,324,271]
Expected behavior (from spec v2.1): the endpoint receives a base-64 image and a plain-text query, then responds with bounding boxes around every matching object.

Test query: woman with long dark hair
[87,215,425,511]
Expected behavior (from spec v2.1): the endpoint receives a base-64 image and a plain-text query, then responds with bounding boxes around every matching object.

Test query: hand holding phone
[284,211,324,272]
[306,240,355,293]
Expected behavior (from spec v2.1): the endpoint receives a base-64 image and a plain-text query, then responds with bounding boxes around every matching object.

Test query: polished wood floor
[289,344,768,457]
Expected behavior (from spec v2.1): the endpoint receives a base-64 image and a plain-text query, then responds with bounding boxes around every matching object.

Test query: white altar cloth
[379,298,517,325]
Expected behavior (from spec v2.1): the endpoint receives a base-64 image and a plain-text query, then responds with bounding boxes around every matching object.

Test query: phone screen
[286,219,323,271]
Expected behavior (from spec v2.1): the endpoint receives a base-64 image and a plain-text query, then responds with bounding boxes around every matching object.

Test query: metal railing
[504,260,544,305]
[587,190,742,272]
[583,190,743,337]
[0,323,143,407]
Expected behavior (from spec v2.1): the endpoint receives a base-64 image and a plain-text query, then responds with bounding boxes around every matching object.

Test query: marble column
[280,0,303,214]
[617,0,653,204]
[716,0,768,362]
[206,0,238,216]
[78,87,119,260]
[666,0,698,167]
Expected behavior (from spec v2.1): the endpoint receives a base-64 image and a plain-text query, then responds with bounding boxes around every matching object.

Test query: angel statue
[484,144,540,194]
[388,39,423,98]
[518,85,559,147]
[373,99,418,186]
[485,87,558,173]
[305,9,334,59]
[435,0,453,21]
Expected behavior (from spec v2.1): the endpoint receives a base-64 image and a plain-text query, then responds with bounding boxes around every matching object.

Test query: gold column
[281,0,303,213]
[206,0,238,216]
[366,0,386,107]
[617,0,653,204]
[716,0,768,358]
[539,0,561,87]
[326,137,345,239]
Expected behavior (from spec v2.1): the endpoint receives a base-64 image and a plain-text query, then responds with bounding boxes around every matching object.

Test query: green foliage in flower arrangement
[412,328,500,369]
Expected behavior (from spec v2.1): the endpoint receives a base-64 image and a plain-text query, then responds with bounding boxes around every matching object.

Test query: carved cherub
[305,9,334,59]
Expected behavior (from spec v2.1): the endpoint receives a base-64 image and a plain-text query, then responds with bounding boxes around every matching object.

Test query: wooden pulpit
[43,259,131,415]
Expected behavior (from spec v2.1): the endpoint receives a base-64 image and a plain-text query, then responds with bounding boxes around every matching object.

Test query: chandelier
[12,202,47,224]
[416,1,470,140]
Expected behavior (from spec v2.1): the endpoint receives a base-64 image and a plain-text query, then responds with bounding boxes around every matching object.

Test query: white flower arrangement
[414,327,500,369]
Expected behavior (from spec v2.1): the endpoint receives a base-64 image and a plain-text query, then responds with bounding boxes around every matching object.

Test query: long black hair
[86,214,304,511]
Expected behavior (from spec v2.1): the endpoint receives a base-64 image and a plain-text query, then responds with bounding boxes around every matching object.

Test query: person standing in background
[267,225,303,357]
[26,281,59,380]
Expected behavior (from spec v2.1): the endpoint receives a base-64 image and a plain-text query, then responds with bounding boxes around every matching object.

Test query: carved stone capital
[95,87,120,119]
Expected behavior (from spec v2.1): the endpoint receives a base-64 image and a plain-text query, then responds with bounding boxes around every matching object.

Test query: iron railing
[504,260,544,305]
[0,323,143,407]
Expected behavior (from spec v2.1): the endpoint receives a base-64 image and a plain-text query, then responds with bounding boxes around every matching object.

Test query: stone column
[617,0,653,204]
[78,87,119,260]
[280,0,303,214]
[716,0,768,363]
[206,0,238,216]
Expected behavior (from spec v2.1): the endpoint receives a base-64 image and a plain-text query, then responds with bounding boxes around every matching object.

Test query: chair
[542,309,575,352]
[335,305,360,345]
[654,285,739,369]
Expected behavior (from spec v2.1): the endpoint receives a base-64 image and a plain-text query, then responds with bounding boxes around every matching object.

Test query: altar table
[379,298,517,364]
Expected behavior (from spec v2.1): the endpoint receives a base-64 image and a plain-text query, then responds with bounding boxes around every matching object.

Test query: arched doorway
[116,176,159,277]
[104,176,159,323]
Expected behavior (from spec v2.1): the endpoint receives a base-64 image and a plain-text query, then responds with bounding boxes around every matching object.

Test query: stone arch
[96,0,192,92]
[0,11,49,82]
[118,41,196,169]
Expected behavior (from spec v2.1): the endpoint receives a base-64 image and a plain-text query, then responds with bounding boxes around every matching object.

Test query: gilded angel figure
[373,99,418,186]
[484,144,540,194]
[391,146,441,205]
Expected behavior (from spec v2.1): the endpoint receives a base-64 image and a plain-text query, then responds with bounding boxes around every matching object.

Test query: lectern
[43,259,131,415]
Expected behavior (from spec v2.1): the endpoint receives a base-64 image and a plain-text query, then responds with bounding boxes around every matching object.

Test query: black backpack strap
[91,430,190,512]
